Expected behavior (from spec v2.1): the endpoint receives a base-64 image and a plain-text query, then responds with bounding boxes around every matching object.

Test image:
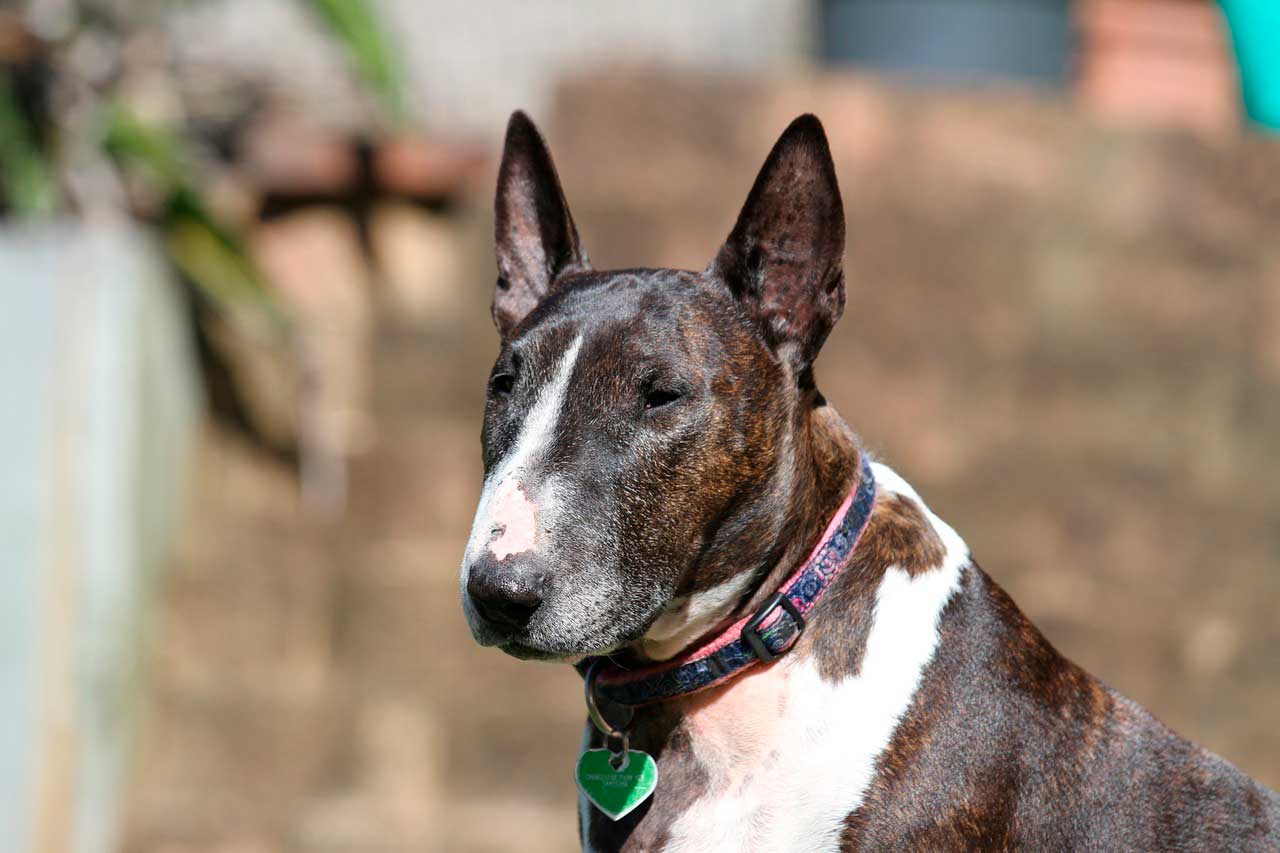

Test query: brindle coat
[460,112,1280,852]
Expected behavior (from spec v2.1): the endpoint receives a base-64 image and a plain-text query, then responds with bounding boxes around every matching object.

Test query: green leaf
[0,73,57,217]
[100,100,186,189]
[304,0,408,124]
[101,101,283,324]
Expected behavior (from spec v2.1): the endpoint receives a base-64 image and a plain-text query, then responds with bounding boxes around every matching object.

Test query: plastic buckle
[741,591,805,663]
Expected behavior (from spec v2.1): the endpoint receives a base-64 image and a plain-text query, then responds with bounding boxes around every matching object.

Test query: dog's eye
[490,373,515,397]
[490,353,521,400]
[644,389,682,410]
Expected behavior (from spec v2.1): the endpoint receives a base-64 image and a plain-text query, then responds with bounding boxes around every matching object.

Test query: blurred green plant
[102,101,283,322]
[0,0,408,312]
[0,0,408,463]
[0,75,56,217]
[306,0,408,126]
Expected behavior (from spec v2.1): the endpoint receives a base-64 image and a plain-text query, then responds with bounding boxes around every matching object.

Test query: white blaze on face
[489,479,537,559]
[462,335,584,571]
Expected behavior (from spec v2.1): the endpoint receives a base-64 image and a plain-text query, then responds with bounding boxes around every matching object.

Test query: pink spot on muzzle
[489,479,539,560]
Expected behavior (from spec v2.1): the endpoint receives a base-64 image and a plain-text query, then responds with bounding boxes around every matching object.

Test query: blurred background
[3,0,1279,851]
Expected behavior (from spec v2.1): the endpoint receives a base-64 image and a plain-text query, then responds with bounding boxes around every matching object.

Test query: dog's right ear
[492,111,589,338]
[709,114,845,378]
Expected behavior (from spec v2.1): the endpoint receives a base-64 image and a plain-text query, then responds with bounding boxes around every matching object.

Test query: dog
[459,111,1280,851]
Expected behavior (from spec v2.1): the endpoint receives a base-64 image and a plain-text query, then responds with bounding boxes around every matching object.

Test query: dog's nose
[467,563,548,631]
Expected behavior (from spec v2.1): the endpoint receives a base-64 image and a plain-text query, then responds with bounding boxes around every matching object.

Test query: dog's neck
[634,393,861,662]
[751,399,861,610]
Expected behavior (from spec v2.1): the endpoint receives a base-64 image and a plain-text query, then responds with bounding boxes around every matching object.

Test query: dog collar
[580,454,876,708]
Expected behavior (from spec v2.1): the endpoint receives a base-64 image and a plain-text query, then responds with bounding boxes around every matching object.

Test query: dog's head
[460,112,846,661]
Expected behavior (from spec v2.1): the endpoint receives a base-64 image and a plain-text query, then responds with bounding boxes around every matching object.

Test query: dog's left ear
[709,114,845,376]
[492,111,590,337]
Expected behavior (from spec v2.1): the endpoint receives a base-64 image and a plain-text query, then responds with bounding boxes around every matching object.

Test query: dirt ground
[123,73,1280,852]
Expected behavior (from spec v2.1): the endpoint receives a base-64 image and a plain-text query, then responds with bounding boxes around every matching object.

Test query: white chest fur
[583,464,970,852]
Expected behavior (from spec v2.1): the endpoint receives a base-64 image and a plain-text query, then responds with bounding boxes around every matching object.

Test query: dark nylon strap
[581,455,877,707]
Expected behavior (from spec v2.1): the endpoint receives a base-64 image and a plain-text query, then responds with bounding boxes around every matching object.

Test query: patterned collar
[580,455,877,708]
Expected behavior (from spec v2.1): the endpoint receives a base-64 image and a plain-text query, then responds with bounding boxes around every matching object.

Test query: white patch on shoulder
[638,570,758,661]
[869,460,922,503]
[662,463,969,852]
[461,335,583,578]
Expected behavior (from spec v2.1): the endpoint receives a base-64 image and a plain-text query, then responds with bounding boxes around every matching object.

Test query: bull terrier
[460,111,1280,851]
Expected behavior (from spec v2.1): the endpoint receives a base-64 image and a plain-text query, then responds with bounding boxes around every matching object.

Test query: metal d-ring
[584,659,635,768]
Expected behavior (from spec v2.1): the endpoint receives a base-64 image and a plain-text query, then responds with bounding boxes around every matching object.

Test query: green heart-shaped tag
[575,748,658,821]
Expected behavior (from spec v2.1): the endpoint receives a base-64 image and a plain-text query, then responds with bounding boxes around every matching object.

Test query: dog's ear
[709,114,845,376]
[492,111,589,337]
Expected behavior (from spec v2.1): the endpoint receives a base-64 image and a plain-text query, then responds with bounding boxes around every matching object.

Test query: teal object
[1220,0,1280,131]
[576,749,658,821]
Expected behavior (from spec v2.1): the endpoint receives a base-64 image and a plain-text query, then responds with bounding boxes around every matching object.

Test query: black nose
[467,563,548,631]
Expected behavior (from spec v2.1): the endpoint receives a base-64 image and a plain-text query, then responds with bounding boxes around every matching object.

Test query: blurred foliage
[306,0,407,126]
[0,0,407,460]
[0,0,409,286]
[102,101,282,322]
[100,99,187,189]
[0,75,56,217]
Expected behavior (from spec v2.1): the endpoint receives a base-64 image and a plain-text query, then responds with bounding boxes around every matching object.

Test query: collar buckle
[741,591,806,664]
